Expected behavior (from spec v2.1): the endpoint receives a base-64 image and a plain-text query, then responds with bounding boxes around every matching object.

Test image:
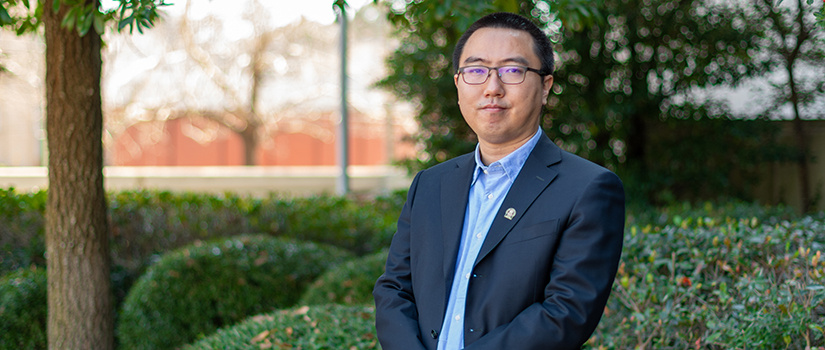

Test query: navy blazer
[373,132,625,350]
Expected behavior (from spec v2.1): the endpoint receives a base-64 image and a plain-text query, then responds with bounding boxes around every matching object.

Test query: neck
[478,134,534,165]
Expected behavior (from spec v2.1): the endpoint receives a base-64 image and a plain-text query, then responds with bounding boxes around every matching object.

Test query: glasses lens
[499,66,526,84]
[462,66,489,84]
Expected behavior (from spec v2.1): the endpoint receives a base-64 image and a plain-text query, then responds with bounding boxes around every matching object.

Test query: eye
[464,67,488,75]
[500,66,525,75]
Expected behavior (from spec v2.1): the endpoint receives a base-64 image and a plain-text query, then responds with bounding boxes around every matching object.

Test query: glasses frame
[456,65,546,85]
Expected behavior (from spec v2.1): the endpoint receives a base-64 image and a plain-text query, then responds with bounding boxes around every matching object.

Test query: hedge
[300,249,388,306]
[0,189,46,274]
[116,235,352,350]
[0,267,47,350]
[587,212,825,349]
[183,304,380,350]
[0,188,404,309]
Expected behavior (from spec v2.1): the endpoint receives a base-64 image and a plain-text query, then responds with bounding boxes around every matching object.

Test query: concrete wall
[0,166,412,197]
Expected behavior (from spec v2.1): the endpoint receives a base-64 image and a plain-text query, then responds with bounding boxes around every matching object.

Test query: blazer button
[431,330,438,339]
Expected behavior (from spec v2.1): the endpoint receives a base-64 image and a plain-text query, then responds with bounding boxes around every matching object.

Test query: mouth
[480,103,507,112]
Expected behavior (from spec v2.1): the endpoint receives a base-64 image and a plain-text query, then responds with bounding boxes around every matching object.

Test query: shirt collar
[472,128,543,184]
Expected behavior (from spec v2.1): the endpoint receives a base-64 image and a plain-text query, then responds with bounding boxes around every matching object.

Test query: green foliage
[106,191,401,293]
[545,0,779,205]
[1,189,404,308]
[116,234,352,350]
[621,111,794,205]
[281,195,401,256]
[0,0,166,36]
[588,210,825,349]
[0,191,825,349]
[379,0,801,206]
[183,304,380,350]
[0,189,46,274]
[0,267,47,350]
[300,249,388,306]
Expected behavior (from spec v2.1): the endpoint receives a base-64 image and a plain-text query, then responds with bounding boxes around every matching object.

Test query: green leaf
[118,16,131,31]
[52,0,60,13]
[0,6,12,25]
[93,12,104,34]
[79,11,93,36]
[61,8,76,29]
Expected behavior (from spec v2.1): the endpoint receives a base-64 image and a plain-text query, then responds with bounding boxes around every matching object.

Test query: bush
[116,234,352,350]
[300,249,388,306]
[0,189,46,275]
[183,304,380,350]
[1,188,404,318]
[0,267,47,350]
[281,195,402,255]
[587,213,825,349]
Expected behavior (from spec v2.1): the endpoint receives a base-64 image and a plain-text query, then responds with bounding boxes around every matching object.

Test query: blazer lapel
[441,154,475,284]
[474,134,561,266]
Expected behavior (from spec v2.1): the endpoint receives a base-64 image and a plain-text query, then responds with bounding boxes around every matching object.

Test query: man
[373,12,625,350]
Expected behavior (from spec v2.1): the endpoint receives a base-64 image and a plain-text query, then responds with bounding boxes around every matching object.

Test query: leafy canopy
[378,0,797,205]
[0,0,168,36]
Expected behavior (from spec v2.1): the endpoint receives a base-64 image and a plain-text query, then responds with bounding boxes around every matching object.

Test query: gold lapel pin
[504,208,516,220]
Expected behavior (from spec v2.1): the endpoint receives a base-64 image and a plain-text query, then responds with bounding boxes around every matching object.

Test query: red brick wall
[109,113,415,166]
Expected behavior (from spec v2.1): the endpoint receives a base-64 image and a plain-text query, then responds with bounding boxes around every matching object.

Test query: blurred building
[0,31,44,167]
[102,2,417,167]
[0,2,416,169]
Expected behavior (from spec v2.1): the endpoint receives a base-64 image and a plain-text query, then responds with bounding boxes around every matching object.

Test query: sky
[114,0,375,26]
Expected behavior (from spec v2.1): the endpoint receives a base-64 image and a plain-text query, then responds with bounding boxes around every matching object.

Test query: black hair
[451,12,554,76]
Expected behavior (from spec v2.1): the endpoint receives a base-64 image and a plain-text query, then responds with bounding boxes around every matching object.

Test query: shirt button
[483,169,489,174]
[476,232,482,239]
[455,315,461,321]
[465,273,471,279]
[487,193,493,199]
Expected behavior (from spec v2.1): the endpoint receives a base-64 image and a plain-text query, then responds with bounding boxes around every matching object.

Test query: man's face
[454,27,553,150]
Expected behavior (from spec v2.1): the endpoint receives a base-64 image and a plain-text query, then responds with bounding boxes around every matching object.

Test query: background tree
[0,0,164,348]
[547,0,783,204]
[750,0,825,213]
[178,0,269,165]
[379,0,796,206]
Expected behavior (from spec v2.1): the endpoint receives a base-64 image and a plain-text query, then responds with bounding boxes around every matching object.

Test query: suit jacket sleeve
[373,171,428,350]
[466,170,625,350]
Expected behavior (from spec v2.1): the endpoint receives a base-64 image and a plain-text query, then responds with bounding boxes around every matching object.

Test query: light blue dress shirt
[437,128,543,350]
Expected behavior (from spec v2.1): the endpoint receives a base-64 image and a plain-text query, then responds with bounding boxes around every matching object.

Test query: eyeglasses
[456,65,545,85]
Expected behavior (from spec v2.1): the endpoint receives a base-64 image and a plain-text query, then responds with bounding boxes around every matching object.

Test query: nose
[483,69,505,97]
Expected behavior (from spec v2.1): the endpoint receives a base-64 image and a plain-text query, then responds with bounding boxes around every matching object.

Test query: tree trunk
[241,125,258,165]
[44,2,113,349]
[786,0,812,213]
[789,73,811,213]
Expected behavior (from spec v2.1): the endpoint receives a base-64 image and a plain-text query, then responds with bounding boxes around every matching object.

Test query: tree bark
[44,2,113,349]
[785,0,812,213]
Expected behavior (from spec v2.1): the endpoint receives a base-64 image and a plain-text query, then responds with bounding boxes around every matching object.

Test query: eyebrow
[462,56,531,66]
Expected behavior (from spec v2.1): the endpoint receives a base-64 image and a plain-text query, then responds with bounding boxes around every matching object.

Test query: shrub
[587,213,825,349]
[281,195,401,255]
[109,191,401,304]
[0,189,46,275]
[300,249,388,306]
[0,267,47,350]
[183,304,380,350]
[116,234,352,350]
[1,188,404,318]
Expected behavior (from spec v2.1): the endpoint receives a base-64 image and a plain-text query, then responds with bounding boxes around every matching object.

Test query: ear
[541,75,554,105]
